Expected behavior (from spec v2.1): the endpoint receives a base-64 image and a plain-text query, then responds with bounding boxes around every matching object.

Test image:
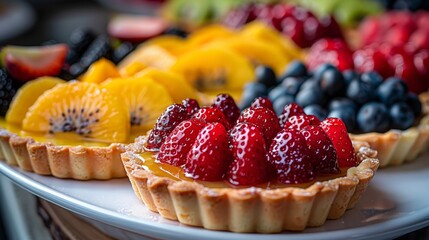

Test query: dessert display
[239,61,429,167]
[122,94,379,232]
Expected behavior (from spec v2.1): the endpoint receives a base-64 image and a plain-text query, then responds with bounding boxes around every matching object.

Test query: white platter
[1,152,429,240]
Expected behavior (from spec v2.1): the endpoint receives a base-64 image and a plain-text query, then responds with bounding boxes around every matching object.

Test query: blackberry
[80,35,112,69]
[69,28,96,56]
[112,41,136,64]
[0,69,18,116]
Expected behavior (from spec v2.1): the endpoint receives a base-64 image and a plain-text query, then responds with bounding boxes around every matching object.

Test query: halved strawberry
[184,122,230,181]
[182,98,200,116]
[2,44,68,82]
[193,106,231,129]
[212,94,240,127]
[227,123,269,186]
[320,118,357,168]
[146,104,189,150]
[237,107,281,148]
[283,114,320,131]
[278,103,305,127]
[108,15,167,43]
[300,125,339,174]
[250,97,275,113]
[268,129,314,184]
[157,118,206,166]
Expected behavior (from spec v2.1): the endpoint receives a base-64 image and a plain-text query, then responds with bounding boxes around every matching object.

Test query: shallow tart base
[121,138,379,233]
[0,129,126,180]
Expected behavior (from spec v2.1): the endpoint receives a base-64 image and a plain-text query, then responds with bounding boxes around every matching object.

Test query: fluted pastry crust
[121,138,379,233]
[0,129,126,180]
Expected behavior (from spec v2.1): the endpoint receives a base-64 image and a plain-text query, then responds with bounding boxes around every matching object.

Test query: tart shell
[0,129,126,180]
[121,138,379,233]
[350,115,429,167]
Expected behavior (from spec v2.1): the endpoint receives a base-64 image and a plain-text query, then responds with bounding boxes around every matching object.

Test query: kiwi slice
[22,82,130,143]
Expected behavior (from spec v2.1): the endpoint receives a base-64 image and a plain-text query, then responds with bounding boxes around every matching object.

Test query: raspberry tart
[121,95,379,233]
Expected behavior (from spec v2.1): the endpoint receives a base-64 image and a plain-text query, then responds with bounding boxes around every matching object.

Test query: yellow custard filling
[137,151,347,189]
[0,119,139,147]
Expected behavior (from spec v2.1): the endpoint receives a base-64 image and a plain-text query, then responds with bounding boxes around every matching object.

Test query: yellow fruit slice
[22,82,130,143]
[102,77,173,133]
[144,35,189,56]
[80,58,120,83]
[118,45,176,72]
[120,61,148,77]
[134,68,199,103]
[6,77,65,125]
[187,24,236,48]
[170,46,254,91]
[219,37,290,75]
[240,21,303,60]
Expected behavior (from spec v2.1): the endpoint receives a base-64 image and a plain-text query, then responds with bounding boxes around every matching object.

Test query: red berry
[278,103,305,128]
[182,98,200,116]
[193,106,231,129]
[227,123,269,186]
[157,118,206,166]
[320,15,343,39]
[320,118,357,168]
[268,129,314,184]
[250,97,275,112]
[184,122,230,181]
[147,104,189,150]
[353,46,394,78]
[282,17,307,48]
[414,49,429,83]
[389,51,424,93]
[284,114,320,131]
[237,107,281,147]
[359,16,382,46]
[306,39,354,71]
[212,94,240,127]
[301,125,339,174]
[383,25,412,47]
[409,29,429,51]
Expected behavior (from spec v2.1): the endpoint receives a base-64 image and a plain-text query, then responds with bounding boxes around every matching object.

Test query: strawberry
[320,118,357,168]
[237,107,281,148]
[182,98,200,116]
[212,94,240,127]
[2,44,68,82]
[268,129,314,184]
[250,97,275,113]
[184,122,230,181]
[300,125,339,174]
[146,104,189,150]
[227,123,269,186]
[283,114,320,131]
[193,106,231,129]
[157,118,206,166]
[278,103,305,127]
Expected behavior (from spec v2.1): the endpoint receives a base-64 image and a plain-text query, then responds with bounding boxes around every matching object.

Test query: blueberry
[304,104,327,121]
[313,63,336,82]
[347,79,376,105]
[69,27,96,56]
[328,108,356,132]
[268,86,289,102]
[361,71,383,88]
[406,92,422,117]
[240,82,268,109]
[342,70,359,86]
[280,60,307,80]
[255,66,277,88]
[357,102,390,133]
[389,102,415,130]
[164,27,188,38]
[377,77,408,106]
[112,41,136,64]
[296,87,326,108]
[319,68,346,97]
[328,98,357,112]
[273,95,295,115]
[280,77,305,96]
[300,78,318,91]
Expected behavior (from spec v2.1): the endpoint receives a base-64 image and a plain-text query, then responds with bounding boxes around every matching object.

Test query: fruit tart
[241,60,429,167]
[121,95,379,233]
[0,56,177,179]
